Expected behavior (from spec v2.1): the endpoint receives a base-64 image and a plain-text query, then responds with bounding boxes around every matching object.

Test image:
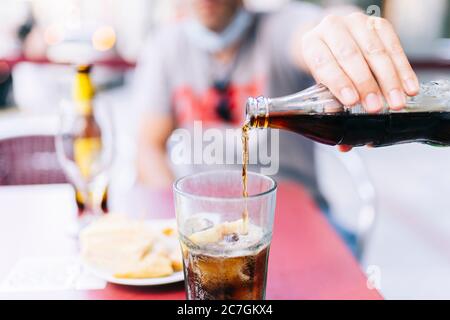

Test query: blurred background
[1,0,450,299]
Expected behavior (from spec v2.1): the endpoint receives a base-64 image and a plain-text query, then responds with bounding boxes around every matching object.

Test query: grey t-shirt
[134,2,323,200]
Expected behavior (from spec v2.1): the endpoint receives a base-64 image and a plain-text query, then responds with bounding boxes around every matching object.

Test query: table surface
[0,181,382,300]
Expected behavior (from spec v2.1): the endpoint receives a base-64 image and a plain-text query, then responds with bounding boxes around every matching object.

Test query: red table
[0,181,381,300]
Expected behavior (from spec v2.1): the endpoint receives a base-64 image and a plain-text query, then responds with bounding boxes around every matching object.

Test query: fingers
[302,31,359,106]
[338,144,374,152]
[318,15,383,112]
[374,17,420,96]
[338,145,353,152]
[345,13,405,110]
[302,13,421,113]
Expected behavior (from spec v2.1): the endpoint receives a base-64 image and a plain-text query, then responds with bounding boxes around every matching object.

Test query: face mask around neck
[184,9,254,53]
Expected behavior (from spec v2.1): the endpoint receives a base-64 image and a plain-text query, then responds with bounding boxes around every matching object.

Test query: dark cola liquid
[251,111,450,147]
[182,244,270,300]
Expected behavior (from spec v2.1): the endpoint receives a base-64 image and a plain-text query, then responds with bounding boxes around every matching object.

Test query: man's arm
[136,114,175,188]
[291,10,419,112]
[133,28,177,187]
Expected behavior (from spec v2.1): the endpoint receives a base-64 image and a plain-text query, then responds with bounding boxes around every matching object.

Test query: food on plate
[80,214,182,279]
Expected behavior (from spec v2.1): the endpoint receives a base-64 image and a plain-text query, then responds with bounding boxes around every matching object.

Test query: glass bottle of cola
[245,80,450,147]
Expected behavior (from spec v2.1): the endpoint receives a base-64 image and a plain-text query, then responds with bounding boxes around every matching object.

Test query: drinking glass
[55,98,114,232]
[173,170,277,300]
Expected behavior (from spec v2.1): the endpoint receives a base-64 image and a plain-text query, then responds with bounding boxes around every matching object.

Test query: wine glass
[55,97,114,233]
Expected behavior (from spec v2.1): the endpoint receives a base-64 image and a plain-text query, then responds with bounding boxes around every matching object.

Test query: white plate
[82,261,184,286]
[81,218,185,286]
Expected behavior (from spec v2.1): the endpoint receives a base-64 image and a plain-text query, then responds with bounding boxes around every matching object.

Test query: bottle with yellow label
[71,65,108,216]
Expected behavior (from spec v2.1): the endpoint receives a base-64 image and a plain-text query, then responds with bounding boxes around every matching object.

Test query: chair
[0,135,67,185]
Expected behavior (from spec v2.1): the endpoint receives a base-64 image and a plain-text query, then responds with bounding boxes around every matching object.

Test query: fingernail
[404,78,419,94]
[389,89,406,109]
[365,93,383,112]
[340,87,358,105]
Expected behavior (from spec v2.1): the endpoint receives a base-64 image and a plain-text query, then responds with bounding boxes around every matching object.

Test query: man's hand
[301,12,419,113]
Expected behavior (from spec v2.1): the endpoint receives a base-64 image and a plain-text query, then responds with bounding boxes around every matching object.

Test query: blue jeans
[319,202,359,259]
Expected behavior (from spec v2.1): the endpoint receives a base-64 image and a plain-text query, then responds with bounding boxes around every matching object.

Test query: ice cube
[224,233,239,243]
[184,217,214,234]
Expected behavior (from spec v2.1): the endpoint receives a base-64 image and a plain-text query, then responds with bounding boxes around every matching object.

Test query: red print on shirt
[172,78,264,127]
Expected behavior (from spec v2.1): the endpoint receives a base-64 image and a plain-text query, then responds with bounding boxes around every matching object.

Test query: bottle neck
[245,96,270,128]
[245,84,344,128]
[73,65,95,116]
